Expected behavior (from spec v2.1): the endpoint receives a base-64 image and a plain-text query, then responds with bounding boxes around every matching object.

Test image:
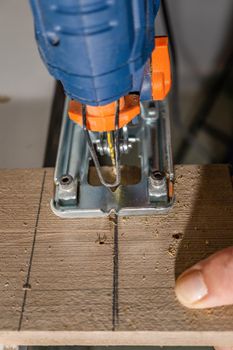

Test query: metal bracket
[51,98,174,218]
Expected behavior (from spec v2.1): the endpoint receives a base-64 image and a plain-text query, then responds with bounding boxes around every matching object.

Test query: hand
[175,247,233,309]
[175,247,233,350]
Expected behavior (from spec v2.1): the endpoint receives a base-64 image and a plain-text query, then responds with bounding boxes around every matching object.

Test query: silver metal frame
[51,98,174,218]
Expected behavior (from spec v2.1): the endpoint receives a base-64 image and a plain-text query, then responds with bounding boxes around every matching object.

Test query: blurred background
[0,0,233,168]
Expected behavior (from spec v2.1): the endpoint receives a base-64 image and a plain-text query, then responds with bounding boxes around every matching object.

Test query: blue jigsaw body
[30,0,160,106]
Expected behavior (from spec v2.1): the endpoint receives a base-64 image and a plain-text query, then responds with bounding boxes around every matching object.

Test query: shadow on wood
[175,164,233,278]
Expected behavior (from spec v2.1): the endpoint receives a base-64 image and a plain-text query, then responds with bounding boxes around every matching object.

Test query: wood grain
[0,165,232,346]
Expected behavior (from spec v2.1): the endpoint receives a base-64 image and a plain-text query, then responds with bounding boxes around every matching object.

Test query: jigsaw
[30,0,174,217]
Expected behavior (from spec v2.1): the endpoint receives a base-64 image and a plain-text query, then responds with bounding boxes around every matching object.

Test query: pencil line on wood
[112,214,119,331]
[18,170,46,331]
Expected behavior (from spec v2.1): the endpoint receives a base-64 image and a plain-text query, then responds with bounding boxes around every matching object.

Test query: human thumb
[175,247,233,308]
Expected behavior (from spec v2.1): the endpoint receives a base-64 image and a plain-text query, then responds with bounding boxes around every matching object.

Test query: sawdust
[167,232,183,257]
[206,308,214,315]
[168,244,177,257]
[108,212,117,226]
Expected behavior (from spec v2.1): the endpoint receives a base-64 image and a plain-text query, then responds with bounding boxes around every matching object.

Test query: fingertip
[175,247,233,309]
[175,269,208,308]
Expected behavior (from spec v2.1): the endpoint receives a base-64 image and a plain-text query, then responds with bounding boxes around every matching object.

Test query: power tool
[30,0,174,217]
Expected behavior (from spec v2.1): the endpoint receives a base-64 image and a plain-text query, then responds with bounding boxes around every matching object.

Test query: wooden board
[0,165,233,346]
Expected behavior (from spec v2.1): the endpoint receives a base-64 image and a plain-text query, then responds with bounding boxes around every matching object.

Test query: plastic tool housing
[30,0,160,106]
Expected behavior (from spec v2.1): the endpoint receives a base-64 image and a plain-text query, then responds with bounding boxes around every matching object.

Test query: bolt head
[151,171,166,186]
[59,175,74,189]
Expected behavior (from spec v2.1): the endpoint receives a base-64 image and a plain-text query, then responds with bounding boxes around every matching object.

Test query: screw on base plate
[149,171,167,201]
[151,170,165,185]
[59,174,74,189]
[58,174,78,205]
